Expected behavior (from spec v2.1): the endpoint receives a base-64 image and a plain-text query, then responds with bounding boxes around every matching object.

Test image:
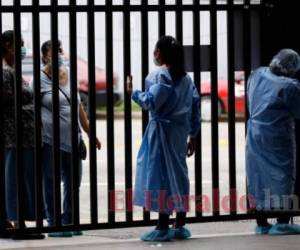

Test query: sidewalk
[1,220,300,250]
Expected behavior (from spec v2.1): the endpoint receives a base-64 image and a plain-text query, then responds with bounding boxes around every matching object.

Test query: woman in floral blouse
[1,30,44,239]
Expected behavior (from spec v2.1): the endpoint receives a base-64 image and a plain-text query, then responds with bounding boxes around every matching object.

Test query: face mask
[153,56,160,66]
[21,46,27,60]
[58,55,65,67]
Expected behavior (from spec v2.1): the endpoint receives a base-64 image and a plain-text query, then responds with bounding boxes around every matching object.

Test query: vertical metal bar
[193,0,202,218]
[158,0,165,37]
[32,0,43,228]
[258,0,266,77]
[14,0,25,230]
[0,0,6,235]
[123,0,133,223]
[141,0,150,222]
[69,0,80,226]
[175,0,183,43]
[50,0,62,227]
[210,0,220,217]
[105,0,116,224]
[227,0,237,215]
[87,0,98,225]
[243,0,252,212]
[243,0,251,122]
[259,0,266,65]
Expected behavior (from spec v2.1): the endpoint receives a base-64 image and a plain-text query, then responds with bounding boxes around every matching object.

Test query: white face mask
[58,54,65,67]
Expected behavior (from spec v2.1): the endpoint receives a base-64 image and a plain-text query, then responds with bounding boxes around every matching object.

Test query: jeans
[5,148,36,221]
[43,143,82,226]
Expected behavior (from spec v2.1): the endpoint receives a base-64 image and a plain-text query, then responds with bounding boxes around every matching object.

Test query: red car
[22,55,122,109]
[75,57,121,109]
[200,72,245,121]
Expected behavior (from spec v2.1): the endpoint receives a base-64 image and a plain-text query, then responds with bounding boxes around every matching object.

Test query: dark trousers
[43,143,82,226]
[156,212,187,230]
[5,149,36,221]
[294,120,300,210]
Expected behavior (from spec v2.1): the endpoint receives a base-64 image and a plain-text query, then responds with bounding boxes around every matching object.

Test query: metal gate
[0,0,272,235]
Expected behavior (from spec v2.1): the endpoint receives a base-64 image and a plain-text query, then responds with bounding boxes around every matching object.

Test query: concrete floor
[2,220,300,250]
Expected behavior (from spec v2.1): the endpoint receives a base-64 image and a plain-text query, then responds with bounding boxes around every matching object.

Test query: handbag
[79,136,87,160]
[58,85,87,160]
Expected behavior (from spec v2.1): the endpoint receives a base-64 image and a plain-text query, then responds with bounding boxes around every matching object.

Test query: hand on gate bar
[96,137,101,150]
[126,75,133,95]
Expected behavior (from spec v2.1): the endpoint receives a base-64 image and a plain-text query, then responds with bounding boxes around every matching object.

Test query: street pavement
[78,120,247,222]
[1,119,300,249]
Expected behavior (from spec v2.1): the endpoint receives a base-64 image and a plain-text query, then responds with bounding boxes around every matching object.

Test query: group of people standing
[1,30,100,239]
[129,43,300,240]
[2,27,300,242]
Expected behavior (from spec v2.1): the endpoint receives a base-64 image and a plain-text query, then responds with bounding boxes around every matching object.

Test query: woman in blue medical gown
[127,36,200,241]
[247,49,300,235]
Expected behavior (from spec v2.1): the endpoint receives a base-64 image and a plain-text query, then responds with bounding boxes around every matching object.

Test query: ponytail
[155,36,186,81]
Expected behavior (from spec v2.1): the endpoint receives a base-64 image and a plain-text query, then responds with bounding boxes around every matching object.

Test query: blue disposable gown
[132,67,200,214]
[246,67,300,210]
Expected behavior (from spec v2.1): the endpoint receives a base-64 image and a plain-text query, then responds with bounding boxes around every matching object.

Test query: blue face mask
[58,55,65,67]
[21,46,27,60]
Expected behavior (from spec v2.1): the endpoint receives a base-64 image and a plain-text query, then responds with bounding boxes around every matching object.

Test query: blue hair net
[269,49,300,76]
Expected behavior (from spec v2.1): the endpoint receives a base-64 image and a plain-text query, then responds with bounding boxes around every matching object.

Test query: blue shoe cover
[72,231,83,236]
[286,224,300,233]
[171,227,191,239]
[48,231,73,237]
[269,223,300,235]
[141,229,173,241]
[255,224,272,235]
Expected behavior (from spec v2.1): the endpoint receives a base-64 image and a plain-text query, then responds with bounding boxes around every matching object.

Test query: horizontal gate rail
[0,5,265,12]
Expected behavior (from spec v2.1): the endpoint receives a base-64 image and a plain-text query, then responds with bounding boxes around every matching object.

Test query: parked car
[200,72,245,121]
[22,55,122,109]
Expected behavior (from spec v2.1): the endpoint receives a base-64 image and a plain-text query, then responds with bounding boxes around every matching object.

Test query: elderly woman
[1,30,44,239]
[247,49,300,235]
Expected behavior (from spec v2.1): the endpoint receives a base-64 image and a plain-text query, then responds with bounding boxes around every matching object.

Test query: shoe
[48,231,73,237]
[171,227,191,239]
[269,223,300,235]
[0,221,14,239]
[5,221,14,229]
[255,224,272,235]
[0,231,10,239]
[72,231,83,236]
[12,233,45,240]
[1,221,45,240]
[141,229,174,241]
